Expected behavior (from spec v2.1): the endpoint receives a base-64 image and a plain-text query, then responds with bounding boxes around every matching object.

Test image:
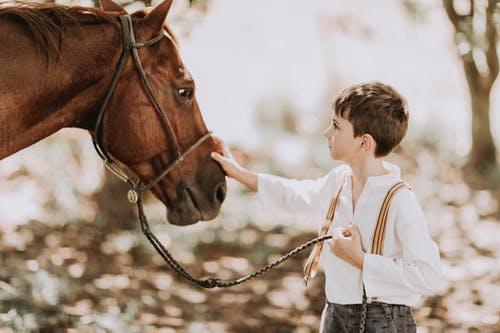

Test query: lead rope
[360,286,368,333]
[135,190,333,288]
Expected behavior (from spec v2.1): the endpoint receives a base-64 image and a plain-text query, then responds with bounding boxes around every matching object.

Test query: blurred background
[0,0,499,332]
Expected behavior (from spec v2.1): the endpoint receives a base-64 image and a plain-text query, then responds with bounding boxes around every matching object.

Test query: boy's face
[323,112,361,163]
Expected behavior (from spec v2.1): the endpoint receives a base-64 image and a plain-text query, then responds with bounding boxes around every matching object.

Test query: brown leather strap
[303,179,409,288]
[303,180,344,285]
[360,181,409,333]
[370,181,408,255]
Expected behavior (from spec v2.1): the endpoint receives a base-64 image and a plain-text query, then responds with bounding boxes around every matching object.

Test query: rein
[93,14,331,289]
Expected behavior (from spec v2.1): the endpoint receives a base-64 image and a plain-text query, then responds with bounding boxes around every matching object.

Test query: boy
[211,81,442,332]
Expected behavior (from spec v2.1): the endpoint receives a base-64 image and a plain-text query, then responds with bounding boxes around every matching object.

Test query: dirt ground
[1,149,499,333]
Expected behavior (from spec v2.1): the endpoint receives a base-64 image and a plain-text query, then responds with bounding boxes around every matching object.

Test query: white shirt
[257,162,442,306]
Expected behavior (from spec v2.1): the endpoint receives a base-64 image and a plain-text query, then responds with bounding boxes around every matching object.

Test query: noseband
[93,14,331,289]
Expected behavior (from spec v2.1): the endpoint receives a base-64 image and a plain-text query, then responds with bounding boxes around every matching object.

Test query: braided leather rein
[138,190,333,288]
[93,14,332,289]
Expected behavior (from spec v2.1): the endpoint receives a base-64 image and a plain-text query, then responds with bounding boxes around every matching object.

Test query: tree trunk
[443,0,499,176]
[468,86,497,170]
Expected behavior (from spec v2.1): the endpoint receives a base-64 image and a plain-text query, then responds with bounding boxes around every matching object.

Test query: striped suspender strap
[370,181,408,254]
[359,181,409,333]
[303,180,345,286]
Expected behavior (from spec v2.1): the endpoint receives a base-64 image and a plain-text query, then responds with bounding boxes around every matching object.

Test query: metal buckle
[104,160,129,183]
[127,189,138,204]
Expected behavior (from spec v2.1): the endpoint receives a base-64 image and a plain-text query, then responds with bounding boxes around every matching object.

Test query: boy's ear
[360,134,376,153]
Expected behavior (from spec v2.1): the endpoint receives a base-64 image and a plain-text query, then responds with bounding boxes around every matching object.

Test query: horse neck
[0,17,121,160]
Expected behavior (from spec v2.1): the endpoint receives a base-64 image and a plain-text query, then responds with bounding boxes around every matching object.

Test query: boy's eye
[333,123,339,130]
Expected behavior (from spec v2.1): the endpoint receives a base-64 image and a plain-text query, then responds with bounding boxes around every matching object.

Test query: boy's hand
[211,136,258,191]
[328,225,365,270]
[210,136,242,179]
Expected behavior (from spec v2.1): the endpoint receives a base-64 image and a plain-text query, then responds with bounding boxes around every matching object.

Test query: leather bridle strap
[125,16,184,164]
[92,14,212,200]
[93,16,136,186]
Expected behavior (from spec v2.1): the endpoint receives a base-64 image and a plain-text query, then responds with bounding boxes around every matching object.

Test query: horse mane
[0,1,118,59]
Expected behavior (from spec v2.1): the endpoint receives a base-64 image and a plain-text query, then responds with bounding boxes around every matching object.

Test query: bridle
[93,15,211,201]
[93,14,332,289]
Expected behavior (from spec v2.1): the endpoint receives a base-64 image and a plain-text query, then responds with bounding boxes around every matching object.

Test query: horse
[0,0,227,226]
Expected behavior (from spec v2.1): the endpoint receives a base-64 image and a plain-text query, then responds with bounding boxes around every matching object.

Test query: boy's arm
[211,137,335,214]
[362,191,442,297]
[210,149,257,191]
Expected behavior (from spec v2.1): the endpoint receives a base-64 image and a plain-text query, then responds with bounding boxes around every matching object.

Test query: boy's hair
[333,81,408,157]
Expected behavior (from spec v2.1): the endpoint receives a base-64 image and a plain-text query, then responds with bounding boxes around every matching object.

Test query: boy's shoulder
[320,164,351,190]
[329,163,351,177]
[394,184,419,205]
[324,163,351,183]
[388,184,425,222]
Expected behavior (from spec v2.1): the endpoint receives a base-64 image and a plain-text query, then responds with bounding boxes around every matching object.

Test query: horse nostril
[215,183,226,204]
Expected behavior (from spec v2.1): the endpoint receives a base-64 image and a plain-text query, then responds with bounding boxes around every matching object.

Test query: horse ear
[99,0,126,13]
[140,0,173,34]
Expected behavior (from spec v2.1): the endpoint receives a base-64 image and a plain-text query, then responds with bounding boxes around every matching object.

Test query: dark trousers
[319,302,417,333]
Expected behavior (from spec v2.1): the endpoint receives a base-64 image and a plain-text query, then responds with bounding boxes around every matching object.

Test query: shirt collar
[344,161,402,192]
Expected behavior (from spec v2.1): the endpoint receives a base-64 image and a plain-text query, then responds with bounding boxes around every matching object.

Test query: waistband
[326,302,412,316]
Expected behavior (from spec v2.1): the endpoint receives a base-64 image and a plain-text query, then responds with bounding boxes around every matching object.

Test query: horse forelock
[0,1,118,60]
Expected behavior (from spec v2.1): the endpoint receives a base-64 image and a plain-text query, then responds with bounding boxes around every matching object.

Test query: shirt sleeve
[256,170,336,215]
[363,190,442,298]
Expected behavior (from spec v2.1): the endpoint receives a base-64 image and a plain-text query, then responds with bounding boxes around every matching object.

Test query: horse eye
[178,88,193,99]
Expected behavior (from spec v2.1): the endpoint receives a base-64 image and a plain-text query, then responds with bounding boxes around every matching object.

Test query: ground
[0,146,499,333]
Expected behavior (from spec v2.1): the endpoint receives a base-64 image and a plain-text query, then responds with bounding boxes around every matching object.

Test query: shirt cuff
[363,253,392,298]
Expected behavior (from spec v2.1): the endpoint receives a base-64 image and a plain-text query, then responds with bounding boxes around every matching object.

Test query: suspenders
[303,180,409,285]
[303,181,345,286]
[302,179,409,333]
[371,181,408,255]
[360,181,409,332]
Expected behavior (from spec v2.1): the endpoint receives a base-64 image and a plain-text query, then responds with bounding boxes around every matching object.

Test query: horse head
[97,0,226,226]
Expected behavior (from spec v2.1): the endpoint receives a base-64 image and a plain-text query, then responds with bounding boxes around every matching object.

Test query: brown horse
[0,0,226,226]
